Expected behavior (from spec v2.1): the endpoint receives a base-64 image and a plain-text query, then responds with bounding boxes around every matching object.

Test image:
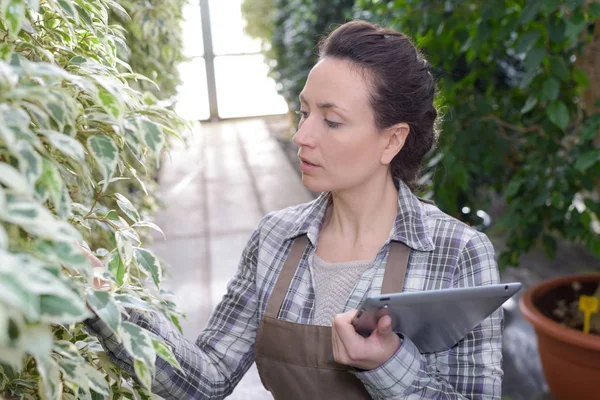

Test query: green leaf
[590,3,600,17]
[515,31,541,54]
[565,12,586,41]
[152,338,183,372]
[115,230,134,266]
[541,78,560,102]
[87,135,118,192]
[521,95,538,114]
[40,129,86,163]
[0,162,32,195]
[86,289,122,336]
[139,119,165,154]
[520,1,542,24]
[134,247,162,288]
[505,177,523,198]
[546,101,569,130]
[115,193,140,222]
[3,0,26,37]
[134,359,153,391]
[106,251,125,286]
[550,56,570,82]
[574,151,600,171]
[524,46,545,71]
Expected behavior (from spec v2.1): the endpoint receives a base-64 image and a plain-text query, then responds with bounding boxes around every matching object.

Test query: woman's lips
[299,158,320,173]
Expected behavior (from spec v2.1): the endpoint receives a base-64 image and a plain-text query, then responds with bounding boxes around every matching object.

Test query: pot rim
[518,273,600,351]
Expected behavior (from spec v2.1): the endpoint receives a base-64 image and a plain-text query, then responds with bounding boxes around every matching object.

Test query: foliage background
[244,0,600,268]
[0,0,189,398]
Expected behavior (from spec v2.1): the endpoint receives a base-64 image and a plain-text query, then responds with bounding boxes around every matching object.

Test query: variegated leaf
[40,129,86,162]
[14,140,43,185]
[3,0,26,37]
[106,250,125,286]
[134,359,152,391]
[134,247,162,288]
[83,362,111,396]
[152,338,183,372]
[87,135,118,192]
[86,288,121,336]
[39,159,64,213]
[139,118,165,155]
[114,294,155,312]
[115,230,133,266]
[120,322,156,377]
[36,356,62,400]
[132,221,165,239]
[0,162,31,195]
[114,193,140,222]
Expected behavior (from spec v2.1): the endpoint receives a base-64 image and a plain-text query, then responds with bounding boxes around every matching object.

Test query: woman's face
[293,57,403,193]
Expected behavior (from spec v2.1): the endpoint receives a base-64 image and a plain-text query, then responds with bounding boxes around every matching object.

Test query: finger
[331,323,343,363]
[333,311,361,344]
[375,315,394,337]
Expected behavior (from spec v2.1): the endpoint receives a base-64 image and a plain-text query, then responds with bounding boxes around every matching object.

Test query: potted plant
[519,274,600,400]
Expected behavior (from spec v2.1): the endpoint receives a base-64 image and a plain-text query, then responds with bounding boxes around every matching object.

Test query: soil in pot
[536,281,600,335]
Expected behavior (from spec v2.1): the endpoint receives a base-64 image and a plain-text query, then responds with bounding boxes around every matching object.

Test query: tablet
[351,282,522,353]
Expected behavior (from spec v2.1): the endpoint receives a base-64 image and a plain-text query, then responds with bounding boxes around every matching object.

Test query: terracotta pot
[519,274,600,400]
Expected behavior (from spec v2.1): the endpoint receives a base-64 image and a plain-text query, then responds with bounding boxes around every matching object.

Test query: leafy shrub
[353,0,600,267]
[110,0,187,101]
[0,0,189,398]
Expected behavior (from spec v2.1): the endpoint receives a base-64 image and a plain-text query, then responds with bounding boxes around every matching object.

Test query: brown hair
[318,20,438,190]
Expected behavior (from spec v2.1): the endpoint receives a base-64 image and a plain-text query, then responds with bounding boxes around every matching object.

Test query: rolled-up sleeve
[355,231,504,399]
[85,221,265,400]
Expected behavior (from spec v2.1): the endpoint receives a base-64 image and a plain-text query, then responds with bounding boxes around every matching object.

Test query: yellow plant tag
[579,295,599,334]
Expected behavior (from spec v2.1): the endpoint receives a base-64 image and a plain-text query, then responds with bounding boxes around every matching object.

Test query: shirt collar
[285,180,435,252]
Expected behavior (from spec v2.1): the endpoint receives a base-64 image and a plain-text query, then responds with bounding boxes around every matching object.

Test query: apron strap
[381,241,411,294]
[264,236,411,318]
[265,235,309,318]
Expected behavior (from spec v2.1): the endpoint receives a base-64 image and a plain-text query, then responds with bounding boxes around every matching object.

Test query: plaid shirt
[87,181,503,399]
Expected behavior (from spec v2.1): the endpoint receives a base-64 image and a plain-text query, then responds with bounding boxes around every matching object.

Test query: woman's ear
[381,123,410,165]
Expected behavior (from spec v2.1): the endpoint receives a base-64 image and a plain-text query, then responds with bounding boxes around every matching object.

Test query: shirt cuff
[353,335,423,398]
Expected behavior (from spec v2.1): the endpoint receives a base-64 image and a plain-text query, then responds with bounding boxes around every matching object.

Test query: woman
[86,20,503,399]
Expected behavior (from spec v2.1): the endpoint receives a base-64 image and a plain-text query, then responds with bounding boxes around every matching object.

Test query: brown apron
[255,235,410,400]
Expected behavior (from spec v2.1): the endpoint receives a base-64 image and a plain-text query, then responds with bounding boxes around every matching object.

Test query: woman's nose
[292,120,316,148]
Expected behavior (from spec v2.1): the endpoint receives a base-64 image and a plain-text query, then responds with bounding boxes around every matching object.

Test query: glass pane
[209,0,262,55]
[214,54,288,119]
[181,1,203,57]
[175,57,210,121]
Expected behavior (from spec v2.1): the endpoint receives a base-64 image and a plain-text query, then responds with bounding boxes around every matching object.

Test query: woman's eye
[325,119,342,129]
[295,110,309,119]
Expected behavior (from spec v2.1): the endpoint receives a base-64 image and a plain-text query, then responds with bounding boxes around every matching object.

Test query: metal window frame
[199,0,270,121]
